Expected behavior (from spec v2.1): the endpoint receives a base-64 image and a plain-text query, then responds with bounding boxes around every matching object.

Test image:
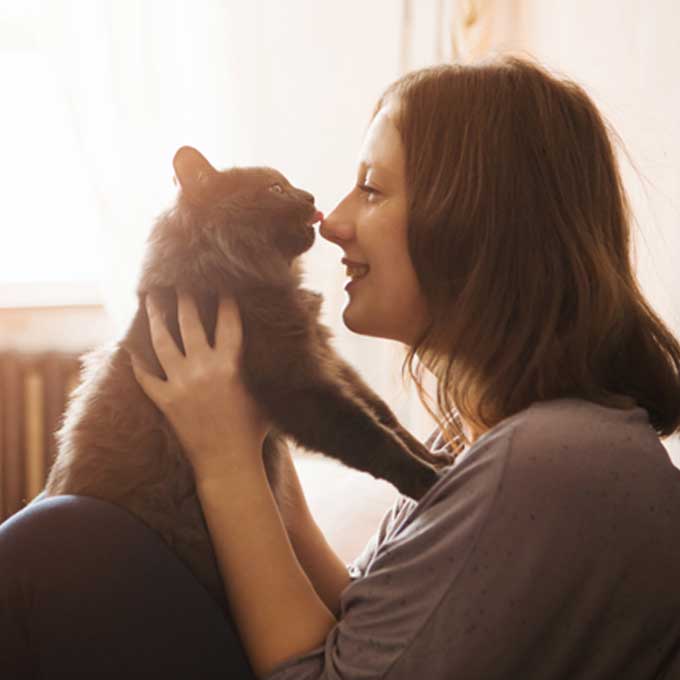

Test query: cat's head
[172,146,322,267]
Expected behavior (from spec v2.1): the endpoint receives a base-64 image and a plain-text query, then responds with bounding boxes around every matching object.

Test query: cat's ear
[173,146,218,202]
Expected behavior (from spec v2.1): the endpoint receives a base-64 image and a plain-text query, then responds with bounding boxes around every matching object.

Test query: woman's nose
[319,203,354,245]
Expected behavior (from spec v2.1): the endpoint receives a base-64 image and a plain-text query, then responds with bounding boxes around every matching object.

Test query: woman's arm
[288,515,352,619]
[196,454,337,679]
[275,448,351,618]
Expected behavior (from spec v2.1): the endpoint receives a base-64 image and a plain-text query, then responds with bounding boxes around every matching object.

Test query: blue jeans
[0,495,257,679]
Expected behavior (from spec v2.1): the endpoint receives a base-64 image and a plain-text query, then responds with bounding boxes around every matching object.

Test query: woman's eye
[270,183,283,193]
[358,184,378,199]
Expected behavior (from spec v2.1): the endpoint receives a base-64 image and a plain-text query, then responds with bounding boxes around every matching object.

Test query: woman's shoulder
[516,395,654,442]
[507,396,667,476]
[458,396,660,466]
[370,396,676,558]
[352,396,680,586]
[419,397,672,513]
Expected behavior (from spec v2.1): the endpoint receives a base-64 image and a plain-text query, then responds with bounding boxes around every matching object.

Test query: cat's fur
[42,146,441,611]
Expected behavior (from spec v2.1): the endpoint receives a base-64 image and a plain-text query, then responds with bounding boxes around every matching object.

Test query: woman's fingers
[177,289,209,355]
[129,351,166,404]
[145,294,184,378]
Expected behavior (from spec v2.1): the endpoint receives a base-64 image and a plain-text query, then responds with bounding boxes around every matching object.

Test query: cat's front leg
[300,299,453,467]
[263,382,439,500]
[332,359,451,467]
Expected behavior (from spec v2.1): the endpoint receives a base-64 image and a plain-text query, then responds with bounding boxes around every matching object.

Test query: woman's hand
[128,290,271,481]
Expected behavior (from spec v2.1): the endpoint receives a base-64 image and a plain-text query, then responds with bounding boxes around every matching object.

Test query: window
[1,20,103,307]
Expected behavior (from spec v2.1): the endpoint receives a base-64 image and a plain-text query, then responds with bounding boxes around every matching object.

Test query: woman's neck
[414,353,484,443]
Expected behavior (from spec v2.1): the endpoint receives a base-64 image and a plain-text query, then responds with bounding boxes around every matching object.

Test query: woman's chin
[342,304,371,336]
[342,303,386,339]
[342,301,418,344]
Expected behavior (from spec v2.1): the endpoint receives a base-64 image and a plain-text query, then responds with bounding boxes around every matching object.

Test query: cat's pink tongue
[306,210,324,226]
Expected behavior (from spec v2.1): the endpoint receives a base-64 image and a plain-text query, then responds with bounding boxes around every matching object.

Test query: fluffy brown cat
[41,146,441,612]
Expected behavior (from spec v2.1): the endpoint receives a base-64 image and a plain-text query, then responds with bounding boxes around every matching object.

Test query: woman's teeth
[346,264,370,280]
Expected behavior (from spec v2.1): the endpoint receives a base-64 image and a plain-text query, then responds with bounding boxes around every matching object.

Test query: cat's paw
[399,464,440,501]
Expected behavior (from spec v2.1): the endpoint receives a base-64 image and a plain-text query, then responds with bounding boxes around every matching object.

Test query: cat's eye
[270,183,284,193]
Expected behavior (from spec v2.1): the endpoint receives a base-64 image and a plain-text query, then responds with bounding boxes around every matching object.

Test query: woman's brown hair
[372,55,680,458]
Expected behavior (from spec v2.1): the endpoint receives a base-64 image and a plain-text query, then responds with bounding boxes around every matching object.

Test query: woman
[3,55,680,679]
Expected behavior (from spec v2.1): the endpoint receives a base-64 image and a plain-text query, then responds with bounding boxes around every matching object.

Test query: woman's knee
[0,495,254,678]
[0,495,155,585]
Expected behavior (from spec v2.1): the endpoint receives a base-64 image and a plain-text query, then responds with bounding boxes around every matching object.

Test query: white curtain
[42,0,259,331]
[399,0,527,71]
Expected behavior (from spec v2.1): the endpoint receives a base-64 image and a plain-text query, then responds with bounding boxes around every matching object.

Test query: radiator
[0,351,81,522]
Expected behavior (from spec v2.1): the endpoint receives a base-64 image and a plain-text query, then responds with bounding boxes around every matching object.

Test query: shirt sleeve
[263,423,512,680]
[346,424,445,580]
[345,494,415,580]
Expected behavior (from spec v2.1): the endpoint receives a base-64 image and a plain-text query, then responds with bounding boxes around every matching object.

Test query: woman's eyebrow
[358,161,396,179]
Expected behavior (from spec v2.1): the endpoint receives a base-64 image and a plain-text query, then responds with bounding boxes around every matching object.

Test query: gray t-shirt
[265,398,680,679]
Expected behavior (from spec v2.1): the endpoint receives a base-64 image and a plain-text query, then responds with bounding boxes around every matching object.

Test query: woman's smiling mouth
[342,257,370,280]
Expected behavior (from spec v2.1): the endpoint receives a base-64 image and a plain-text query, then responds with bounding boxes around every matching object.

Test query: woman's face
[319,104,429,344]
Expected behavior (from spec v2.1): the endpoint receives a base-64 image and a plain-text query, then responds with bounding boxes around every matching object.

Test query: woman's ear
[172,146,218,202]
